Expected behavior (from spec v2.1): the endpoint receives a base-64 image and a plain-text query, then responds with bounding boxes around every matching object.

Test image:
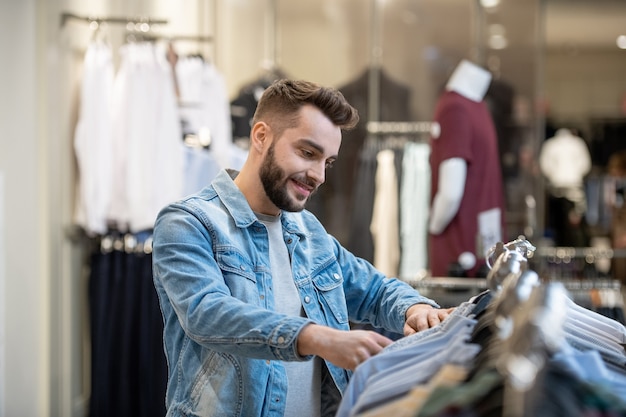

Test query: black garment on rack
[344,144,405,263]
[88,232,167,417]
[484,78,526,183]
[345,146,378,262]
[230,68,289,142]
[589,118,626,167]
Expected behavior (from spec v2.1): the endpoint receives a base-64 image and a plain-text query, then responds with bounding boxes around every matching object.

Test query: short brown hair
[252,79,359,137]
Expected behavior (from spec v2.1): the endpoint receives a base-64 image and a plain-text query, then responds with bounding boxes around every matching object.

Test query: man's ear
[250,121,270,153]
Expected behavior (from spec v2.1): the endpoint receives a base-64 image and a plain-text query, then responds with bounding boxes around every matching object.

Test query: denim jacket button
[333,273,340,280]
[304,296,311,303]
[277,336,285,344]
[240,265,246,271]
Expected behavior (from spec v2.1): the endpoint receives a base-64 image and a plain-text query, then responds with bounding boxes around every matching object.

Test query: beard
[259,142,316,212]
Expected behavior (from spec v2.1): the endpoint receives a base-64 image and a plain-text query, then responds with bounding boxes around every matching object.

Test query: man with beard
[152,79,452,417]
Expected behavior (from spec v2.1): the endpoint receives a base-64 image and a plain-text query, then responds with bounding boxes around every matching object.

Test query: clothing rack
[534,245,626,260]
[91,231,154,255]
[125,32,214,45]
[408,276,621,292]
[366,121,439,136]
[60,12,168,29]
[363,121,437,152]
[406,277,487,290]
[163,34,214,43]
[60,11,214,43]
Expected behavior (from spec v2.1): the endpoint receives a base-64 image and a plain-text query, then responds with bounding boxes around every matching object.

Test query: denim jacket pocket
[189,351,244,416]
[312,268,349,325]
[216,248,256,281]
[216,248,260,302]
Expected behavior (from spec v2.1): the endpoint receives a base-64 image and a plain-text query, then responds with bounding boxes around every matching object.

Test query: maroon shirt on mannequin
[428,91,505,277]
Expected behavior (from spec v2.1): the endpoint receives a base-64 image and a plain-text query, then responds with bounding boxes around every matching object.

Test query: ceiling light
[480,0,500,8]
[617,35,626,49]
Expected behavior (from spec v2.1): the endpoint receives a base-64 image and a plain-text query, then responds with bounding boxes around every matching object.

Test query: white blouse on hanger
[73,41,115,236]
[108,42,185,233]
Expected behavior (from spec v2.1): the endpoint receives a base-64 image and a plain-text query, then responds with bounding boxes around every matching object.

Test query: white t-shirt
[257,212,322,417]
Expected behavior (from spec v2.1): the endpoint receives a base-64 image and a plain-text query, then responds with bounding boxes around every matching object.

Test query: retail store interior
[2,0,626,415]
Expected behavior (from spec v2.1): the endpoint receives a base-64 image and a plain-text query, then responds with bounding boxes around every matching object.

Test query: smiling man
[152,79,452,417]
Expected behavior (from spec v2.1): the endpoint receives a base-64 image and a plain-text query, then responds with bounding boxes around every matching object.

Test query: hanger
[486,247,529,293]
[496,283,568,391]
[492,269,541,340]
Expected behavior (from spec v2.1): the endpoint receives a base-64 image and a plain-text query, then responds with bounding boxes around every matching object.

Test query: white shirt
[370,149,400,277]
[539,128,591,189]
[73,41,114,235]
[109,42,185,232]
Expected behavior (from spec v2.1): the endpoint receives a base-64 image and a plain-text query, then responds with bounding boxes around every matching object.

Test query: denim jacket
[152,169,438,417]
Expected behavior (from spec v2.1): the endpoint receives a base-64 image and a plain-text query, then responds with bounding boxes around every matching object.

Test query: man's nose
[308,161,326,186]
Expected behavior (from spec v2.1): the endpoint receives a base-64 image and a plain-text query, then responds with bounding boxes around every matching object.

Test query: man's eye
[302,149,314,158]
[325,160,335,169]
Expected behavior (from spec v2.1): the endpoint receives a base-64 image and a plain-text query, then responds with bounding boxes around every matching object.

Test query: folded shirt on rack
[356,364,469,417]
[552,343,626,399]
[336,303,478,417]
[349,329,481,416]
[565,295,626,344]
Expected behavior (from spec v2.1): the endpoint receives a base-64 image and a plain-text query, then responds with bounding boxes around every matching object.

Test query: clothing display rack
[64,11,203,416]
[60,11,213,43]
[405,240,626,321]
[366,120,440,136]
[363,121,436,153]
[340,237,626,416]
[97,231,153,255]
[531,245,625,280]
[534,245,626,260]
[60,12,168,28]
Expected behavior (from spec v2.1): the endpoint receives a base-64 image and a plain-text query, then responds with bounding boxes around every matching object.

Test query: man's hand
[403,304,454,335]
[297,324,393,371]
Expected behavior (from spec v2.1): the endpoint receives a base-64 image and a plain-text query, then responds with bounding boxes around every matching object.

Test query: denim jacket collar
[214,169,309,240]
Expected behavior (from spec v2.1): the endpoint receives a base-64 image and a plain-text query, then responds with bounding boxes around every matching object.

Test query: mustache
[291,175,319,189]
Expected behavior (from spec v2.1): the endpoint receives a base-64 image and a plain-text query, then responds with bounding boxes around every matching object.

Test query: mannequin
[429,59,506,277]
[539,128,590,191]
[539,128,591,246]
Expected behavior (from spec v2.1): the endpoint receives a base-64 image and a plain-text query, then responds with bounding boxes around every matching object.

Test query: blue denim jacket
[152,170,438,417]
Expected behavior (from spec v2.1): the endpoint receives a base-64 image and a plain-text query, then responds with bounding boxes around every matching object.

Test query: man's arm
[297,304,454,370]
[297,324,393,371]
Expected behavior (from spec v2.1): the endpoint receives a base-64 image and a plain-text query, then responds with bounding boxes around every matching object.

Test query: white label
[478,207,502,259]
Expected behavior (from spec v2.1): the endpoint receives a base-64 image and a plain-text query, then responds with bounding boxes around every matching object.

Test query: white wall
[0,173,5,416]
[0,1,49,416]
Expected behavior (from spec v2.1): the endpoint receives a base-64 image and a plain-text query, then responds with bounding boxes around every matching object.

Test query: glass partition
[216,0,626,276]
[541,0,626,281]
[217,0,542,259]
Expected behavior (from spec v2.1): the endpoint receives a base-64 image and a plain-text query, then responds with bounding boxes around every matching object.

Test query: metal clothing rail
[535,246,626,260]
[406,277,487,290]
[163,34,214,43]
[60,12,214,43]
[407,275,622,291]
[366,121,440,137]
[60,12,168,28]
